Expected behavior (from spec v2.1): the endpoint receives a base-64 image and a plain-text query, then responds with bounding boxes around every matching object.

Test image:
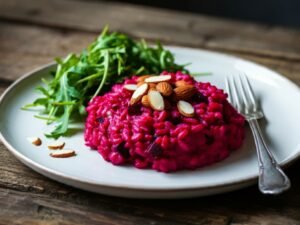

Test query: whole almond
[156,82,173,96]
[141,95,150,107]
[175,80,189,87]
[50,149,76,158]
[177,100,195,117]
[130,83,149,105]
[137,75,152,83]
[148,90,165,111]
[173,85,196,100]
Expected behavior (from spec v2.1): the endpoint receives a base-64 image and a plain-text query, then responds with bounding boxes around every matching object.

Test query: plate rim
[1,46,300,193]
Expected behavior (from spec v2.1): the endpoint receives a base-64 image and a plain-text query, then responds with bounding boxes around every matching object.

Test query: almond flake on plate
[48,141,65,150]
[50,149,76,158]
[177,100,195,117]
[144,75,171,83]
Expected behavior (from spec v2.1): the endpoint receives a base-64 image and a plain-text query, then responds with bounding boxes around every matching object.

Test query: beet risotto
[84,72,245,172]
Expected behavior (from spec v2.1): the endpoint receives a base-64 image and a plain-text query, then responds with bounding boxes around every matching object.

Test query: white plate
[1,47,300,198]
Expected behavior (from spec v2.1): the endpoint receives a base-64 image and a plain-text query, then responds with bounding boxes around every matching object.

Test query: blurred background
[114,0,300,28]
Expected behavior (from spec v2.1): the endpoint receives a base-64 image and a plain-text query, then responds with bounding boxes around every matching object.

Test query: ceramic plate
[1,47,300,198]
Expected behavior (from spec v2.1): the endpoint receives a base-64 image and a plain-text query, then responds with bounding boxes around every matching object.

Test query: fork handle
[248,119,290,194]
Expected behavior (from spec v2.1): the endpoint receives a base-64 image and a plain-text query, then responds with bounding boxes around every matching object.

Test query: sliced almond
[177,100,195,117]
[145,75,171,83]
[148,90,165,111]
[141,95,150,107]
[175,80,189,87]
[173,85,196,100]
[50,149,76,158]
[27,137,42,146]
[139,82,155,88]
[137,82,144,87]
[123,84,137,91]
[130,83,149,105]
[137,75,152,83]
[48,141,65,150]
[156,82,173,96]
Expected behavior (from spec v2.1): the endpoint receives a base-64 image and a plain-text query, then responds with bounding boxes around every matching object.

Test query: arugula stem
[34,115,57,121]
[93,50,110,98]
[76,72,102,84]
[51,101,76,106]
[47,106,57,125]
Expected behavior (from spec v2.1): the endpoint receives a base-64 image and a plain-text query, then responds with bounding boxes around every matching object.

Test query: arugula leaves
[23,26,188,138]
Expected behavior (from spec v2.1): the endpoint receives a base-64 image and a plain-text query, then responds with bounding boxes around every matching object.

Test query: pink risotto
[84,72,245,172]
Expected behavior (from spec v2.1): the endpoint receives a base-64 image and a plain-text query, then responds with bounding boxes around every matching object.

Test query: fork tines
[225,74,260,116]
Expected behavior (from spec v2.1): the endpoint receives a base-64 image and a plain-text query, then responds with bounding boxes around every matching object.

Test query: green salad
[23,26,189,138]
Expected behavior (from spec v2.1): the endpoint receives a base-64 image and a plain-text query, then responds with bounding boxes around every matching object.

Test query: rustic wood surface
[0,0,299,224]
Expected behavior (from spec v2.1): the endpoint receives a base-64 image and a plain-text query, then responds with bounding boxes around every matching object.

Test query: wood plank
[0,0,300,61]
[0,21,94,81]
[0,165,300,225]
[0,4,300,222]
[0,187,228,225]
[1,21,300,85]
[0,132,300,225]
[235,53,300,86]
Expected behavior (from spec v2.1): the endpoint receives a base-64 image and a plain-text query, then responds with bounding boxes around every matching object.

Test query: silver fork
[226,74,290,194]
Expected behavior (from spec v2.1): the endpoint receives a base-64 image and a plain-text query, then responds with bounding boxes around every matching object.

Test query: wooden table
[1,0,300,224]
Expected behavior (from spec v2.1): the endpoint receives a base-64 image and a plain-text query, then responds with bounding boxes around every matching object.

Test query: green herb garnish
[23,26,189,138]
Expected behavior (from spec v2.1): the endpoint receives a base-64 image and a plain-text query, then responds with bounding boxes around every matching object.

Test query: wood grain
[0,140,300,225]
[0,21,94,81]
[0,0,300,224]
[0,0,300,61]
[1,22,300,85]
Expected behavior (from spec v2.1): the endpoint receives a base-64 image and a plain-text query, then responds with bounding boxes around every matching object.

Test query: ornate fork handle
[248,119,291,194]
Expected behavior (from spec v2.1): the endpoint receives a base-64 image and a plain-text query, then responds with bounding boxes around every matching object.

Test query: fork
[226,74,291,194]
